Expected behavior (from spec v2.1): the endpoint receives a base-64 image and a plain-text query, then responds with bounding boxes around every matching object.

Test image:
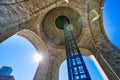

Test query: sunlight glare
[64,0,69,3]
[33,53,43,63]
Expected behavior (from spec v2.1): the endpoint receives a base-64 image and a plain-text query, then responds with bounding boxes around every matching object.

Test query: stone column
[89,43,120,80]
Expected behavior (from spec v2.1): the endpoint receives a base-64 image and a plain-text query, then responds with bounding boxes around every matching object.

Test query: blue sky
[59,57,102,80]
[103,0,120,48]
[0,35,38,80]
[0,0,120,80]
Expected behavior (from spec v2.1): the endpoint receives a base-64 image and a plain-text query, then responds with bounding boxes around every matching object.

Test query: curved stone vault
[41,6,83,46]
[0,0,120,80]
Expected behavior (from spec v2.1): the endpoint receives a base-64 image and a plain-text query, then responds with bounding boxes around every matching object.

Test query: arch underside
[0,0,120,80]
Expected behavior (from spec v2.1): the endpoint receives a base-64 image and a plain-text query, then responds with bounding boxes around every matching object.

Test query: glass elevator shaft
[64,23,91,80]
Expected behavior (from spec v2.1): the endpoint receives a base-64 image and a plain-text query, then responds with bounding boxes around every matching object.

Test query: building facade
[0,75,15,80]
[0,66,12,75]
[0,66,15,80]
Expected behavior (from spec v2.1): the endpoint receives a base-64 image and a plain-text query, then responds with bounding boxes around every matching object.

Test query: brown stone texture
[0,0,120,80]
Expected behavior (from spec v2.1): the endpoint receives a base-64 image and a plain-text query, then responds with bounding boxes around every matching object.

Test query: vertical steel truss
[64,24,91,80]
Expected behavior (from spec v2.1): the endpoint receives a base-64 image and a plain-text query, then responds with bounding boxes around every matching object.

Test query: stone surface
[0,0,120,80]
[42,6,83,46]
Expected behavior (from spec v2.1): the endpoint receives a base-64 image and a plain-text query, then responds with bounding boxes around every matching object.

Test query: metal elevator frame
[64,23,91,80]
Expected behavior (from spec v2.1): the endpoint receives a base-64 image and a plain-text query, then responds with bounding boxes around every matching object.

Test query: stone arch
[40,4,84,48]
[1,27,50,80]
[87,0,120,79]
[1,0,120,80]
[17,29,51,80]
[36,0,120,79]
[52,48,108,80]
[17,29,48,54]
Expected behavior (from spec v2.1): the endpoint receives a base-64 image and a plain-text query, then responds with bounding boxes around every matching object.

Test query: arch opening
[0,35,38,80]
[0,29,48,80]
[59,56,103,80]
[103,0,120,48]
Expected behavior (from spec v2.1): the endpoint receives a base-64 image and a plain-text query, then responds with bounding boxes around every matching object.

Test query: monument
[0,0,120,80]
